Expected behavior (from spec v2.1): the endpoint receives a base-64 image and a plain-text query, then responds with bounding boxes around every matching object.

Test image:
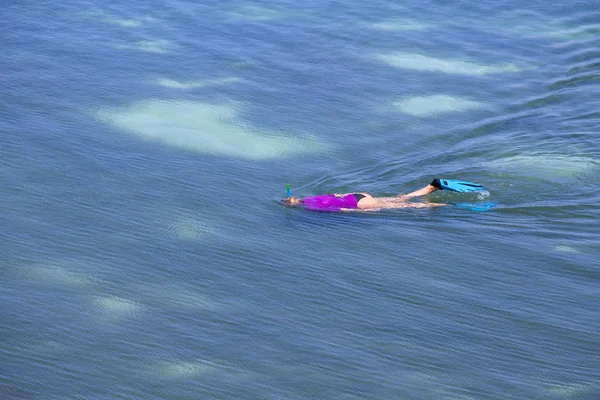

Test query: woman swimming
[283,178,480,211]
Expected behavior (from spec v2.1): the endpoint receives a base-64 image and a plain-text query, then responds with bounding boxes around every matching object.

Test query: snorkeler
[282,178,486,212]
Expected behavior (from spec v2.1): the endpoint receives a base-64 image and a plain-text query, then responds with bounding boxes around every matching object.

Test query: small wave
[566,60,600,76]
[24,340,68,355]
[549,74,600,91]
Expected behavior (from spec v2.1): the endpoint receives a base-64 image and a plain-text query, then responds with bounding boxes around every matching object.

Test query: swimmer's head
[283,196,303,206]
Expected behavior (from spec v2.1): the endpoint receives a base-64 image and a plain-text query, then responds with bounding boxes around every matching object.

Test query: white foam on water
[477,190,491,200]
[371,19,432,31]
[393,95,487,117]
[377,52,522,75]
[91,295,142,318]
[487,155,598,179]
[94,100,326,160]
[153,360,216,379]
[155,77,243,90]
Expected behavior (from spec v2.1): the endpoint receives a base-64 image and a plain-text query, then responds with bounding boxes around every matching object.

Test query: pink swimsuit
[302,194,359,212]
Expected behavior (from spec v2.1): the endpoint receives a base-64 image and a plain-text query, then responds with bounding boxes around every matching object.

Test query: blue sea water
[1,1,599,399]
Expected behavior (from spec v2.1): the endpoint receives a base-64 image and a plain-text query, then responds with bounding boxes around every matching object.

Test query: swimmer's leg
[400,182,440,198]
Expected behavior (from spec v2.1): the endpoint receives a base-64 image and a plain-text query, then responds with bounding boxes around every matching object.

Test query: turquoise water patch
[393,95,488,117]
[89,295,143,319]
[148,359,217,379]
[553,245,581,254]
[80,10,158,28]
[487,154,598,179]
[227,5,284,21]
[154,77,243,90]
[24,261,98,288]
[370,19,432,31]
[95,100,326,160]
[116,39,175,53]
[377,52,522,75]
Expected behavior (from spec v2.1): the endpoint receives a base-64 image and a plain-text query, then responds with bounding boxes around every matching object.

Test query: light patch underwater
[95,100,326,160]
[155,77,243,90]
[79,10,158,28]
[23,340,68,355]
[486,154,598,180]
[147,359,217,379]
[166,217,215,240]
[377,52,522,75]
[227,5,283,21]
[554,245,581,254]
[393,95,487,117]
[116,39,174,54]
[26,262,96,288]
[131,281,225,311]
[90,295,143,319]
[370,19,432,31]
[544,382,593,397]
[493,15,600,41]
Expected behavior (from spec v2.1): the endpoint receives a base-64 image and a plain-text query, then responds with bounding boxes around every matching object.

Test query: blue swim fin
[431,178,485,193]
[450,202,497,211]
